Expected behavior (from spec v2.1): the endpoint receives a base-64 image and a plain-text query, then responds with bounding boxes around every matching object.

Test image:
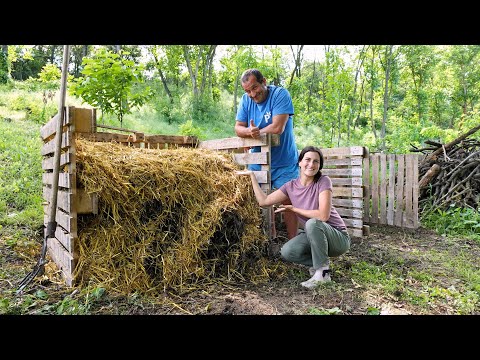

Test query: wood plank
[253,171,268,184]
[324,158,363,166]
[387,155,396,225]
[411,154,419,229]
[363,147,370,223]
[39,112,73,140]
[332,177,362,186]
[55,226,75,253]
[42,152,71,170]
[198,134,269,150]
[43,186,72,213]
[43,172,71,188]
[347,228,364,239]
[96,123,139,134]
[394,155,405,227]
[332,187,363,198]
[371,155,379,224]
[144,134,198,145]
[405,154,414,228]
[332,198,363,209]
[336,208,363,219]
[44,209,75,234]
[362,225,370,237]
[343,218,363,229]
[72,107,96,133]
[322,167,362,177]
[321,146,364,157]
[47,237,74,286]
[41,131,70,156]
[233,152,268,165]
[380,154,387,224]
[76,189,98,215]
[77,132,131,143]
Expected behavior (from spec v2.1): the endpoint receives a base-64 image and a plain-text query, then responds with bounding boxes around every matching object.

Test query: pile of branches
[411,124,480,212]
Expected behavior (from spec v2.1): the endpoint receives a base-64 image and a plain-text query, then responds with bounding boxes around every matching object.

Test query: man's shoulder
[269,85,291,99]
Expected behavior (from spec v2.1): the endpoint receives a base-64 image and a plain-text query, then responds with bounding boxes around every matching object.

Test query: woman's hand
[235,170,253,176]
[274,204,294,213]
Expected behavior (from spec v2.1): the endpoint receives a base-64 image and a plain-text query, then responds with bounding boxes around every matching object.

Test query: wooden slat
[77,190,98,215]
[412,154,419,229]
[332,177,362,186]
[336,208,363,219]
[72,107,96,133]
[362,147,370,223]
[253,171,268,185]
[260,136,272,239]
[233,152,268,165]
[43,186,72,213]
[42,152,71,170]
[39,112,73,140]
[371,155,379,223]
[47,237,74,286]
[405,154,414,228]
[41,131,70,156]
[144,134,198,145]
[387,155,396,225]
[55,226,74,253]
[343,218,363,229]
[394,155,405,227]
[380,154,387,224]
[322,168,362,177]
[324,158,363,166]
[77,132,131,143]
[333,198,363,209]
[332,187,363,198]
[43,172,71,188]
[321,146,364,157]
[348,228,364,238]
[198,134,269,150]
[44,204,75,234]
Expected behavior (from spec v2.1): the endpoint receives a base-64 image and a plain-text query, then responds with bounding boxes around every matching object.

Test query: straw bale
[73,138,270,294]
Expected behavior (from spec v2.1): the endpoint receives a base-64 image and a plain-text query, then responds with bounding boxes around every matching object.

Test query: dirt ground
[1,222,479,315]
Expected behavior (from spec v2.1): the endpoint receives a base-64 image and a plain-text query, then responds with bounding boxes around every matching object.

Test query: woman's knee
[305,218,327,233]
[280,241,299,261]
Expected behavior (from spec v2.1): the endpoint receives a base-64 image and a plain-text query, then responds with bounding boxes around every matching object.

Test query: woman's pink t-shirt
[279,175,347,231]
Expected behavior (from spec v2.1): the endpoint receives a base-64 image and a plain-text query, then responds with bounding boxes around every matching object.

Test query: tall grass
[0,117,43,229]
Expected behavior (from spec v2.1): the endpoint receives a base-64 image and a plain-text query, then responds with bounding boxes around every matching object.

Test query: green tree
[70,48,153,126]
[0,46,8,84]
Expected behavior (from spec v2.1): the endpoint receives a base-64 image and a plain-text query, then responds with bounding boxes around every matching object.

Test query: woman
[236,145,351,289]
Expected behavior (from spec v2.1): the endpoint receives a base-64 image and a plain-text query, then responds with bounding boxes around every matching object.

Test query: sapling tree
[70,48,153,126]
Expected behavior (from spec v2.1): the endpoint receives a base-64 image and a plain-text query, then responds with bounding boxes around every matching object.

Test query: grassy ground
[1,222,479,315]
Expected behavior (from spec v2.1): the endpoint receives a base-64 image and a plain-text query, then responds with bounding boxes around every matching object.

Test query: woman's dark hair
[241,68,264,83]
[298,145,324,182]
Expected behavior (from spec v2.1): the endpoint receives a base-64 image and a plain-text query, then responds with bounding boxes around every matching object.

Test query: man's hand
[249,119,260,138]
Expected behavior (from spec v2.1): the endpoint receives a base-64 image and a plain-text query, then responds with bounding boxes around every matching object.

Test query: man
[234,68,299,239]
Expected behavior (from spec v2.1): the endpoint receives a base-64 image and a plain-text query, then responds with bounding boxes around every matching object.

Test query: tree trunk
[381,45,393,151]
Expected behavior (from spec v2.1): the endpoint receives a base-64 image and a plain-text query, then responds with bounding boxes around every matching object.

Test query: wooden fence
[363,151,419,229]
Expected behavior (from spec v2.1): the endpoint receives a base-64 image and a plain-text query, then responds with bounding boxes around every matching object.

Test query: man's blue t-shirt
[236,85,298,170]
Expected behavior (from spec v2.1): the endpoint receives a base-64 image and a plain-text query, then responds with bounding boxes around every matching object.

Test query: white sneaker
[301,269,331,289]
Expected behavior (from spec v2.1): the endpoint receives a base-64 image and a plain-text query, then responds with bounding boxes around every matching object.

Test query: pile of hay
[73,138,272,295]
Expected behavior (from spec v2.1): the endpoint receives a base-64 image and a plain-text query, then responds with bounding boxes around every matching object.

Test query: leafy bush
[179,119,205,139]
[421,204,480,241]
